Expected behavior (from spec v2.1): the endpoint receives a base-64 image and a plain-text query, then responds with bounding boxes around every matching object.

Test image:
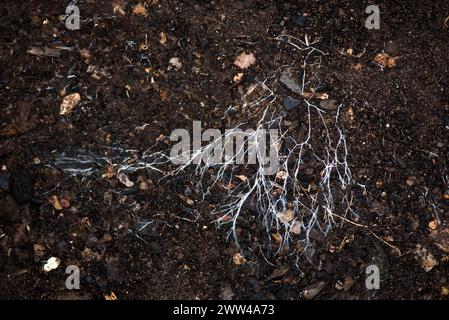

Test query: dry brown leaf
[49,195,63,210]
[0,125,19,137]
[290,220,302,235]
[302,92,328,100]
[112,0,126,15]
[234,52,256,69]
[276,171,288,180]
[428,219,439,230]
[132,3,148,16]
[60,93,81,115]
[374,53,396,68]
[159,32,168,46]
[272,232,282,243]
[102,165,116,179]
[351,63,363,71]
[414,244,438,272]
[278,209,294,223]
[236,175,248,183]
[105,292,118,300]
[233,252,246,265]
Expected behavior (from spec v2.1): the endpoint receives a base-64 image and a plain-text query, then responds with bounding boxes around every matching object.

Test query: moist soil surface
[0,0,448,299]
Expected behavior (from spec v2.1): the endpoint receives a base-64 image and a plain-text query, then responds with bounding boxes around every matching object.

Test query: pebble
[118,173,134,187]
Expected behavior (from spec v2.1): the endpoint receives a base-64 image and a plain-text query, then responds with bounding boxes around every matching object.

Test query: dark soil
[0,0,448,299]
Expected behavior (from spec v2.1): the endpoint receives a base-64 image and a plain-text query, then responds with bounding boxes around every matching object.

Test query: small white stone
[43,257,61,272]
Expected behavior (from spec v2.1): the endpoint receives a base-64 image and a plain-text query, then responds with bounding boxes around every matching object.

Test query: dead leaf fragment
[132,3,148,16]
[276,171,288,180]
[233,252,246,265]
[290,220,302,235]
[105,292,118,300]
[112,1,126,15]
[159,32,168,46]
[278,209,294,223]
[49,195,63,210]
[82,247,101,262]
[272,232,282,243]
[374,53,396,68]
[442,286,449,296]
[60,93,81,115]
[234,52,256,69]
[102,165,116,179]
[235,175,248,183]
[351,63,363,71]
[414,244,438,272]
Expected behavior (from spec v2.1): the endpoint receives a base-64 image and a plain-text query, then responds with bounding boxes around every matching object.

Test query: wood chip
[60,93,81,115]
[27,47,61,58]
[118,172,134,187]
